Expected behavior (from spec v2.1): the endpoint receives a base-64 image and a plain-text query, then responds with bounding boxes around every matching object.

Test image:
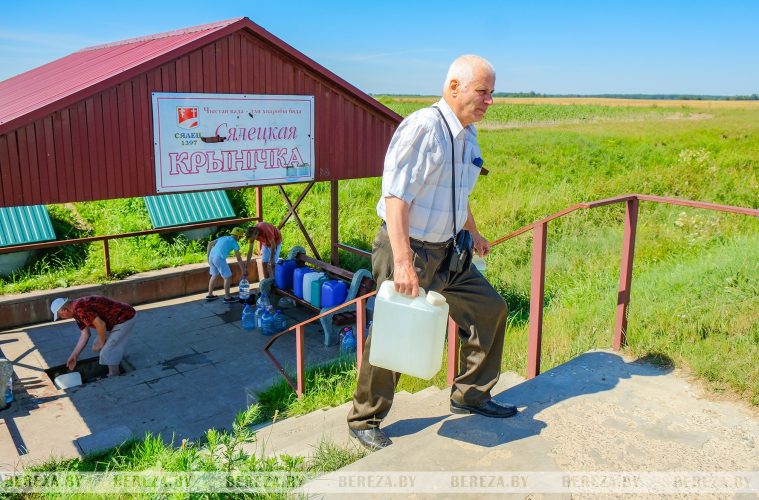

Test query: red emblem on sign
[177,107,198,129]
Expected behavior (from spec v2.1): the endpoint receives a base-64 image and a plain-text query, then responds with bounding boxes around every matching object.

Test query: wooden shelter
[0,17,402,263]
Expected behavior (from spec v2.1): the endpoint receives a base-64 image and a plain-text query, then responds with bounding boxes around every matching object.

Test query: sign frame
[152,92,315,193]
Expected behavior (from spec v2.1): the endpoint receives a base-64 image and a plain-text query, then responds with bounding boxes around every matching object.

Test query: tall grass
[1,100,756,404]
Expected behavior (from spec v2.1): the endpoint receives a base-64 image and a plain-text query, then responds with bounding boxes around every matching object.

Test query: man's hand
[472,231,491,257]
[393,258,419,297]
[66,355,78,371]
[92,338,105,352]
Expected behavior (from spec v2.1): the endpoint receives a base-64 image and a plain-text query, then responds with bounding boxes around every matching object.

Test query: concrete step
[367,371,526,452]
[247,371,527,461]
[295,371,534,498]
[250,370,526,456]
[246,391,416,458]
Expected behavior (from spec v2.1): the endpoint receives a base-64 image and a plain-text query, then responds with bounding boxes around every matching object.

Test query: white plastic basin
[54,372,82,389]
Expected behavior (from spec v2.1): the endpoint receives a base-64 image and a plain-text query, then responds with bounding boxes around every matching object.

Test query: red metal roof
[0,17,401,207]
[0,19,238,133]
[0,17,399,134]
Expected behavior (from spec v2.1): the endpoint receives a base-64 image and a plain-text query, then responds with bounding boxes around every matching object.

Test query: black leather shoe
[349,427,392,450]
[450,399,518,418]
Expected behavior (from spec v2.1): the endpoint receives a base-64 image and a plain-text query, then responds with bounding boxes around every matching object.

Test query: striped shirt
[377,99,483,243]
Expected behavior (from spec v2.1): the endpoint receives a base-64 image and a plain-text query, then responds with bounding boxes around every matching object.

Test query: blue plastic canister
[275,259,297,290]
[321,280,348,308]
[309,276,329,308]
[293,267,315,299]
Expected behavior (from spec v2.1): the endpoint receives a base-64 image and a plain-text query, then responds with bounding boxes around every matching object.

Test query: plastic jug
[293,267,315,299]
[309,276,329,308]
[255,295,269,329]
[369,281,449,379]
[321,280,348,308]
[302,272,325,304]
[238,277,250,301]
[275,259,297,289]
[273,309,288,333]
[261,307,276,336]
[241,304,256,330]
[340,327,357,355]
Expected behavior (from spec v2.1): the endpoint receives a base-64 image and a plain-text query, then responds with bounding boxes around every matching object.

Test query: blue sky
[1,1,757,95]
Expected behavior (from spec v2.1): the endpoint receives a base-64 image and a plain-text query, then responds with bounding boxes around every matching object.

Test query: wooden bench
[272,251,375,346]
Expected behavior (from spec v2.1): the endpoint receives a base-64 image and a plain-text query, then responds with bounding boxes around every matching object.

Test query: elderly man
[347,55,515,450]
[51,296,136,377]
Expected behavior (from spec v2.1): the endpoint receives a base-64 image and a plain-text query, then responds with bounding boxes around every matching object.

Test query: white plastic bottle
[238,277,250,301]
[369,281,449,379]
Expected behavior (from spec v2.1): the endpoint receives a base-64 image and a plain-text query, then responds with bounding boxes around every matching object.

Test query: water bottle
[340,327,357,355]
[258,291,271,309]
[238,277,250,301]
[255,302,266,330]
[241,304,256,330]
[4,375,12,406]
[273,309,288,333]
[261,306,276,336]
[255,292,270,329]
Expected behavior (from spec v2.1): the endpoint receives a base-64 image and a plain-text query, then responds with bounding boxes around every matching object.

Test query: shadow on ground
[435,351,673,447]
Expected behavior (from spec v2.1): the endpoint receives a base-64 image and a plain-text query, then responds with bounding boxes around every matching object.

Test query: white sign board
[152,92,314,193]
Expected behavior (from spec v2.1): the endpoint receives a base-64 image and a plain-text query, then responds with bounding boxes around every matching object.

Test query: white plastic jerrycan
[369,280,449,379]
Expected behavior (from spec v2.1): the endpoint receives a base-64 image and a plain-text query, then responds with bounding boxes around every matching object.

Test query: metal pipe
[614,198,639,350]
[527,221,548,378]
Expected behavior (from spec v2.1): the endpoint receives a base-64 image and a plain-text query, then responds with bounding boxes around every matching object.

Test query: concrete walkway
[0,292,340,471]
[2,292,758,497]
[246,350,757,498]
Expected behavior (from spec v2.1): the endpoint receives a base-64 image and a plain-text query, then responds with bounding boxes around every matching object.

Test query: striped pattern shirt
[377,99,483,243]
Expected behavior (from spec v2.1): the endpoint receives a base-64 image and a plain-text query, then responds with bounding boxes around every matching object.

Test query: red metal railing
[262,292,374,396]
[489,194,758,378]
[0,216,262,277]
[264,194,757,397]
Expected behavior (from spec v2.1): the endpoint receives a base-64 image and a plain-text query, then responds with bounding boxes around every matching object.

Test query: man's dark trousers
[347,225,509,430]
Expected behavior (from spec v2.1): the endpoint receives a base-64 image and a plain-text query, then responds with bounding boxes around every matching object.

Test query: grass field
[2,98,757,404]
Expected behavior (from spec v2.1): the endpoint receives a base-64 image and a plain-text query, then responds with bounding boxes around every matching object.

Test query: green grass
[254,359,358,421]
[1,365,367,498]
[1,101,757,405]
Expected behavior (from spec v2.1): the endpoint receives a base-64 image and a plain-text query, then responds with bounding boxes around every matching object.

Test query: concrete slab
[75,425,133,456]
[0,292,343,470]
[299,350,759,498]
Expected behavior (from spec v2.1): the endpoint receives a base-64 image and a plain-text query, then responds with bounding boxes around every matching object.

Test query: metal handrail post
[295,324,305,397]
[356,296,367,373]
[447,317,458,385]
[527,221,548,378]
[614,197,639,350]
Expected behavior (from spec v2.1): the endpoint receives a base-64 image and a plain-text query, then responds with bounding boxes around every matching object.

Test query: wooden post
[103,239,111,278]
[447,317,458,386]
[527,222,548,378]
[331,180,339,266]
[295,324,305,397]
[613,198,639,350]
[255,186,263,222]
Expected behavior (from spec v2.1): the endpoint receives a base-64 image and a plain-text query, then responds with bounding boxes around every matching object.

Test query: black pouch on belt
[449,230,473,273]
